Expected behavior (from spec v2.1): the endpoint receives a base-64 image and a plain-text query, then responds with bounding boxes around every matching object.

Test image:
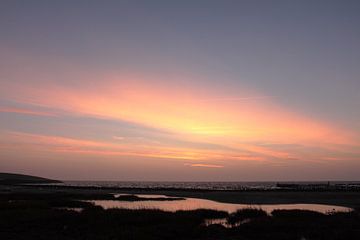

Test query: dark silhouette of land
[0,172,62,185]
[1,196,359,240]
[1,173,360,239]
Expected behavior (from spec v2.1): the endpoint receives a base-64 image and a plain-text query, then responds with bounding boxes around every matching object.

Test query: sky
[0,0,359,181]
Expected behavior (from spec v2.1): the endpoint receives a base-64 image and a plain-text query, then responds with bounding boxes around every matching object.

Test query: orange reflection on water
[89,194,351,214]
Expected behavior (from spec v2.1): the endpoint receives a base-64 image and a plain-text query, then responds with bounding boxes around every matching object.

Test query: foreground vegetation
[1,193,360,240]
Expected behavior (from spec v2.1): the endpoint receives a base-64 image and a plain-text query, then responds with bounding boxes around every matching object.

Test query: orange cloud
[2,76,353,145]
[2,131,260,162]
[0,129,292,166]
[0,72,357,168]
[184,163,224,168]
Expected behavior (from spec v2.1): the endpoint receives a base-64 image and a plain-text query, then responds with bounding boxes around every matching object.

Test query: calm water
[88,194,351,214]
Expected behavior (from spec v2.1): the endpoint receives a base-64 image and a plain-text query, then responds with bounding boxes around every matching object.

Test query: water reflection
[203,218,250,228]
[114,194,173,198]
[88,194,351,214]
[57,207,82,212]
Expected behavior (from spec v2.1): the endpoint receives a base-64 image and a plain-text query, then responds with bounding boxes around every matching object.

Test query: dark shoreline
[2,184,360,208]
[2,184,360,239]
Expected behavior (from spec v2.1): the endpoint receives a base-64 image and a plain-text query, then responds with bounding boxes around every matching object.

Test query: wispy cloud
[2,79,352,146]
[197,96,273,102]
[0,107,57,117]
[184,163,224,168]
[113,136,125,140]
[0,72,358,178]
[0,131,236,161]
[0,131,280,162]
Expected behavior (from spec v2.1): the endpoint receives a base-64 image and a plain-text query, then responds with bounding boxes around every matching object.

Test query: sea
[51,181,360,190]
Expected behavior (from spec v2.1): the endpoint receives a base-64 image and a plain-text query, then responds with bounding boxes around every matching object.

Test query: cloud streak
[196,96,273,102]
[0,76,353,146]
[0,107,57,117]
[184,163,224,168]
[0,63,359,180]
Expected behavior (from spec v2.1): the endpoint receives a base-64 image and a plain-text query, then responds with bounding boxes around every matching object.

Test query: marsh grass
[227,207,268,225]
[1,193,360,240]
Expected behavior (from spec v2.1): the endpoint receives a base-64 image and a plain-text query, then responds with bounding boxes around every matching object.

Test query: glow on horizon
[1,75,353,144]
[1,74,358,180]
[1,79,359,181]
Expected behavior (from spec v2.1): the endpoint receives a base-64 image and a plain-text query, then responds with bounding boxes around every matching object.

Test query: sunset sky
[1,0,359,181]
